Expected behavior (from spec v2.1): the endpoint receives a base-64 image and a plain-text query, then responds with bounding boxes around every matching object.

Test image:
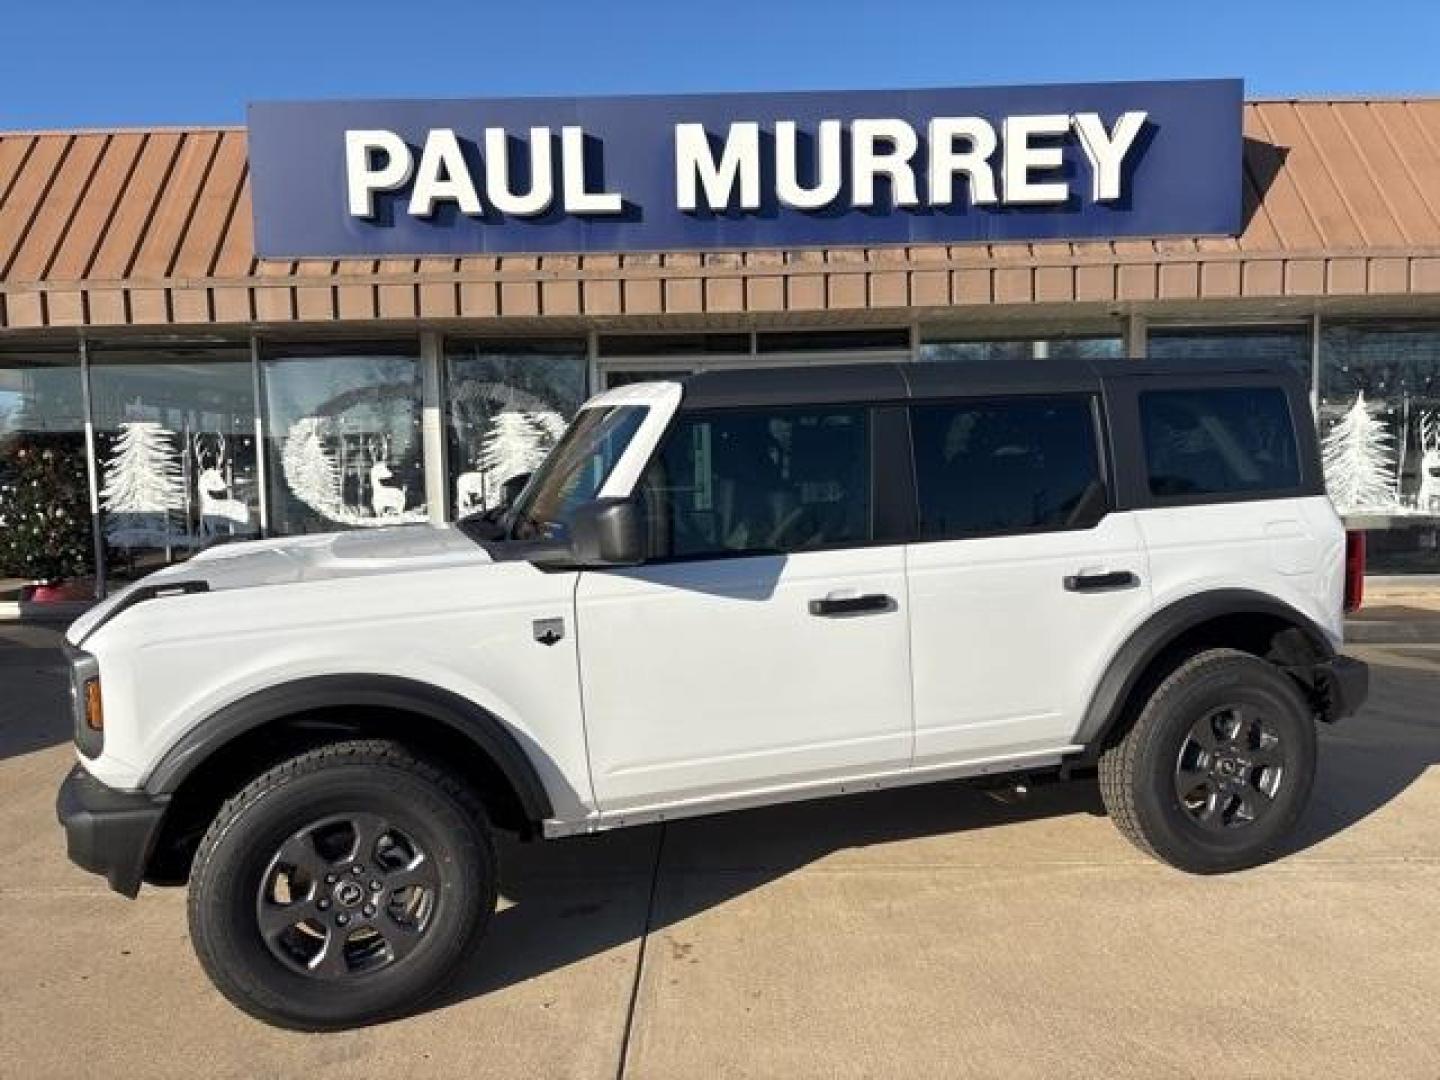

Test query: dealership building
[2,79,1440,602]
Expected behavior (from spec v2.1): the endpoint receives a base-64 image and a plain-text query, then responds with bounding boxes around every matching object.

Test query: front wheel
[187,740,497,1029]
[1099,648,1318,874]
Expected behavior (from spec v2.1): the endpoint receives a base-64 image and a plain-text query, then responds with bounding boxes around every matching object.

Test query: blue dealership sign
[247,79,1243,258]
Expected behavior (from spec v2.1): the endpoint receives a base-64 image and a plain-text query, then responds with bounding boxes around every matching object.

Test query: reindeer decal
[192,433,251,537]
[1419,412,1440,514]
[366,435,408,517]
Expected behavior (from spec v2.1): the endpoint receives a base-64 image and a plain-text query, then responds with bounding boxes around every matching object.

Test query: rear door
[903,393,1154,765]
[576,402,914,813]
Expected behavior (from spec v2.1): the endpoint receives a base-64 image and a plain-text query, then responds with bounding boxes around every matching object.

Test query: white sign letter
[484,127,555,217]
[561,126,623,214]
[851,119,919,208]
[1072,110,1147,202]
[408,129,482,218]
[775,119,843,210]
[927,117,998,206]
[675,122,761,212]
[1002,114,1070,205]
[345,130,413,219]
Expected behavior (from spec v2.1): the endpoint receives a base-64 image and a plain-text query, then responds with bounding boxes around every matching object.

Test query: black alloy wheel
[188,740,497,1030]
[1173,703,1287,832]
[256,812,440,978]
[1099,648,1318,874]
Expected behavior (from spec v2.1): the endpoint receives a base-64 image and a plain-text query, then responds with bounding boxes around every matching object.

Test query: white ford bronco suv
[57,357,1368,1029]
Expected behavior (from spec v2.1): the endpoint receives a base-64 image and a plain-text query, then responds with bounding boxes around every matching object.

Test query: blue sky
[2,0,1436,129]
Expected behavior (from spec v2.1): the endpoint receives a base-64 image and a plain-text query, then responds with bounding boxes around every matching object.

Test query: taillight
[1343,531,1366,614]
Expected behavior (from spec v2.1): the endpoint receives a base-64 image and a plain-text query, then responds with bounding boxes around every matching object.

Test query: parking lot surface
[2,622,1437,1079]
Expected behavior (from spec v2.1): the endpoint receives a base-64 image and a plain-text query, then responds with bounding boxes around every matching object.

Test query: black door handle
[808,593,895,616]
[1064,570,1139,592]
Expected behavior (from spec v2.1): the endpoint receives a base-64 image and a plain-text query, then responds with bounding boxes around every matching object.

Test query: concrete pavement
[2,623,1437,1078]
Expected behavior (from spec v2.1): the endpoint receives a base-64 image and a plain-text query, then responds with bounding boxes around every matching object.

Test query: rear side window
[1140,387,1300,498]
[910,396,1103,538]
[639,406,870,558]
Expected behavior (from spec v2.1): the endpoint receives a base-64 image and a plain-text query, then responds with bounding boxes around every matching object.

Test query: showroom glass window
[1148,325,1311,382]
[1319,323,1440,572]
[639,406,870,559]
[910,396,1102,537]
[444,339,588,517]
[919,336,1123,363]
[262,342,425,535]
[88,345,257,583]
[0,350,92,594]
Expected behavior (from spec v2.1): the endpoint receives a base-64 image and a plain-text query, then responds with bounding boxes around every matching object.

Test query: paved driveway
[2,623,1437,1079]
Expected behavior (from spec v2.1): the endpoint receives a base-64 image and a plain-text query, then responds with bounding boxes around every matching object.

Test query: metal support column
[77,335,106,599]
[249,334,270,536]
[1125,312,1147,359]
[420,330,448,524]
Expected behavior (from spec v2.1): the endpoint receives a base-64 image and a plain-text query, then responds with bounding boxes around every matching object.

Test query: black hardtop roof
[676,356,1301,409]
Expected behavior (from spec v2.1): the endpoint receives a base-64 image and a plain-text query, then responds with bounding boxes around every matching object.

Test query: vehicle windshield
[506,405,648,540]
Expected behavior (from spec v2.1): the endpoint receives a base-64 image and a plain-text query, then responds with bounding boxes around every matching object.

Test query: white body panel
[71,528,595,820]
[1135,495,1346,649]
[575,546,912,813]
[906,512,1151,762]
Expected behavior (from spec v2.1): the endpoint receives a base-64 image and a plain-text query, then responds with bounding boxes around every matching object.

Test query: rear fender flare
[1076,589,1335,752]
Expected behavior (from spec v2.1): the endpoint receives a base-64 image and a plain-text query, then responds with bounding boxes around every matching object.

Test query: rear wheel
[1099,648,1317,873]
[187,739,496,1029]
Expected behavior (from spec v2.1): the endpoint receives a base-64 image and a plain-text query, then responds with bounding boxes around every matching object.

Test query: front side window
[507,405,647,540]
[1141,387,1300,498]
[639,406,870,559]
[910,396,1102,538]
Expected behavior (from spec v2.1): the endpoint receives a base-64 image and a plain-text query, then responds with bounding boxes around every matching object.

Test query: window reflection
[0,351,92,596]
[1149,326,1311,381]
[919,337,1122,362]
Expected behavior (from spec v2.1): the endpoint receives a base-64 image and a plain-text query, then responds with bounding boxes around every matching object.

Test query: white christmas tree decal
[474,410,560,508]
[1322,391,1399,513]
[101,421,184,545]
[281,417,344,521]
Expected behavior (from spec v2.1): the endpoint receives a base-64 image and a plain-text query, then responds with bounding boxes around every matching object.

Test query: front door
[903,394,1153,765]
[576,402,912,813]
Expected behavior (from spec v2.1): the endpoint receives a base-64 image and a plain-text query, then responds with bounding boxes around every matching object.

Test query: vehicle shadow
[0,623,72,761]
[1283,646,1440,854]
[438,646,1440,1016]
[442,777,1107,1010]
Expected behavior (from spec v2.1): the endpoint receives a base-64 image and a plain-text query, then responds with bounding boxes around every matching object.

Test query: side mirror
[567,497,645,566]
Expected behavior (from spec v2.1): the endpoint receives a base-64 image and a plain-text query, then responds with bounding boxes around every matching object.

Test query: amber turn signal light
[83,678,104,732]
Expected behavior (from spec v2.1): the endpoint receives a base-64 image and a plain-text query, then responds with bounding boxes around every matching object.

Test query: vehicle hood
[68,525,491,644]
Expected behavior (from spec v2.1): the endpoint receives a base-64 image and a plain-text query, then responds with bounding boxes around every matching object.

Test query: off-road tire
[187,739,497,1030]
[1099,648,1317,874]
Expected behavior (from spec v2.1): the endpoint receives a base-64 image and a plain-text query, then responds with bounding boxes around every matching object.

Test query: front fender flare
[141,673,554,823]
